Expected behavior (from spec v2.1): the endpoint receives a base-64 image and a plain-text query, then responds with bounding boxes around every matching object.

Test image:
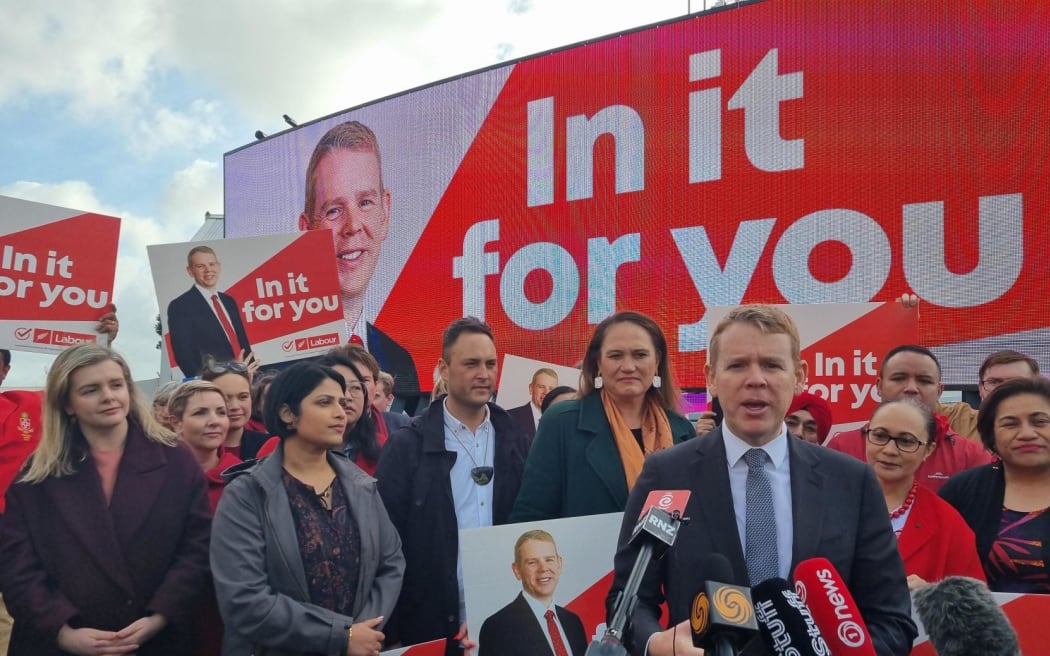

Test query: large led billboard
[225,0,1049,390]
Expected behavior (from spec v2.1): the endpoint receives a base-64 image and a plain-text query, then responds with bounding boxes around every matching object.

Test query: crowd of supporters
[0,304,1047,656]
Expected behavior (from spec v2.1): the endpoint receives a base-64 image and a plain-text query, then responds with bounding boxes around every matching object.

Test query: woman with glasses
[863,398,984,589]
[201,358,270,460]
[211,361,404,655]
[941,377,1050,593]
[257,353,388,476]
[0,344,211,655]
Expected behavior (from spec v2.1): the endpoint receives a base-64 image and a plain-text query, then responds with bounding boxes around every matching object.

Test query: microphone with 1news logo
[792,558,876,656]
[586,491,690,656]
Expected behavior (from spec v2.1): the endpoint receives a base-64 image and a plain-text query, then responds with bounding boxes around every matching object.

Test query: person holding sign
[827,344,993,492]
[167,245,254,377]
[0,344,211,656]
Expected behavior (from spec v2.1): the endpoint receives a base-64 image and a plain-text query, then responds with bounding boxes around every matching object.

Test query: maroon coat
[0,423,212,656]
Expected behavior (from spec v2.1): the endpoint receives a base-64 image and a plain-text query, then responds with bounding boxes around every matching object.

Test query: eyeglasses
[345,382,366,397]
[785,416,818,437]
[861,426,927,453]
[980,378,1007,391]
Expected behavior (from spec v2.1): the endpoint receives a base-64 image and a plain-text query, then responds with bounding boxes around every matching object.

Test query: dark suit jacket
[506,402,538,443]
[375,398,530,655]
[608,428,916,656]
[0,424,212,656]
[510,394,696,522]
[367,321,420,398]
[478,592,587,656]
[167,286,252,376]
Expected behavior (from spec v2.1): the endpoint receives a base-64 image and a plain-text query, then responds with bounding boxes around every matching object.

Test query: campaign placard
[706,302,919,437]
[148,231,345,379]
[462,513,623,656]
[497,354,582,409]
[0,195,119,355]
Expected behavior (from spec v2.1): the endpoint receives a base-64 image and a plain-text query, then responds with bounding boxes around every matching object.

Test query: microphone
[792,558,876,656]
[912,576,1019,656]
[587,491,691,656]
[690,554,758,656]
[751,578,830,656]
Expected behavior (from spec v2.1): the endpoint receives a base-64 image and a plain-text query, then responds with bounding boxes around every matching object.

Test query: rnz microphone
[690,554,758,656]
[751,578,830,656]
[913,576,1019,656]
[792,558,876,656]
[586,491,690,656]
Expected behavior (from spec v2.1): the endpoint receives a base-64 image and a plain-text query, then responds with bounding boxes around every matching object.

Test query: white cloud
[132,100,226,157]
[0,159,221,388]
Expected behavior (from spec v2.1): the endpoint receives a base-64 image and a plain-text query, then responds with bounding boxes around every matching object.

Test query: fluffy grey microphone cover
[913,576,1020,656]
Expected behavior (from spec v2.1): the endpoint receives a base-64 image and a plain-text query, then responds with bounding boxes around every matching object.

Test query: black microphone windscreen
[751,578,830,656]
[913,576,1019,656]
[699,552,736,585]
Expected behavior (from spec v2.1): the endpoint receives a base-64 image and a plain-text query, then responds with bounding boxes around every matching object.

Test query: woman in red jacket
[167,380,241,513]
[863,397,985,589]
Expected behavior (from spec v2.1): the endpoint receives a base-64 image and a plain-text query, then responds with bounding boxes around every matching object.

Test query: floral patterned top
[283,470,362,614]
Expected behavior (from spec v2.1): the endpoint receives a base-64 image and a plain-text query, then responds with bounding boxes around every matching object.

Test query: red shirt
[827,417,994,492]
[203,447,242,513]
[0,390,43,513]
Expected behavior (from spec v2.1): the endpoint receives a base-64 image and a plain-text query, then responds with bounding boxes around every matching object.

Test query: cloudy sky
[1,0,727,388]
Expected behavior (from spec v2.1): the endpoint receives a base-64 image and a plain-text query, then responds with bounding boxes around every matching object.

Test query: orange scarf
[600,388,675,491]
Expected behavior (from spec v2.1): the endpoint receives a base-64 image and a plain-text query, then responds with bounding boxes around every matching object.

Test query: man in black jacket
[376,317,529,655]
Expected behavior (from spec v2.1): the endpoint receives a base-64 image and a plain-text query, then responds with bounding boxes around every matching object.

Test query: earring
[594,376,604,389]
[652,375,662,389]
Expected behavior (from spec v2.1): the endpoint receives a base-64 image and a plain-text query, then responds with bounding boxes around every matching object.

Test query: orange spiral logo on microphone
[690,592,710,634]
[713,586,753,626]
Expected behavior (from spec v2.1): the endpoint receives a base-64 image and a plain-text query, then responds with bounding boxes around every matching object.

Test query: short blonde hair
[22,344,174,483]
[708,305,801,368]
[166,380,225,423]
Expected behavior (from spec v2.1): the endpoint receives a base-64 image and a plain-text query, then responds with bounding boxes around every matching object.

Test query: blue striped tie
[744,448,779,585]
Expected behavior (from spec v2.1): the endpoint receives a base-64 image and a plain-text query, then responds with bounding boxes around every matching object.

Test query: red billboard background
[225,0,1049,390]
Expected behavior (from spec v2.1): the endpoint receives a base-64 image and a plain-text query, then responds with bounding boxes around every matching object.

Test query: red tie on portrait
[544,609,570,656]
[211,293,243,355]
[350,334,364,346]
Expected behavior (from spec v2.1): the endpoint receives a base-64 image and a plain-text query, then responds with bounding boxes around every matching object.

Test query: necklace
[446,420,493,486]
[316,479,335,510]
[889,482,918,520]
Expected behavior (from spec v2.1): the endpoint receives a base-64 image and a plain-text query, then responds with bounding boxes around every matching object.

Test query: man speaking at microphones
[607,305,916,656]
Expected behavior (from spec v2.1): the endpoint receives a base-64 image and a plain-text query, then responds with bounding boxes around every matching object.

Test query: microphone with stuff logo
[751,577,830,656]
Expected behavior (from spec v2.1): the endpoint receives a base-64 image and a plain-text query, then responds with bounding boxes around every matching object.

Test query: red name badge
[639,490,691,519]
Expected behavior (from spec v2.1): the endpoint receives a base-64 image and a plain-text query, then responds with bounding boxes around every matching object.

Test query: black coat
[375,398,529,655]
[478,592,587,656]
